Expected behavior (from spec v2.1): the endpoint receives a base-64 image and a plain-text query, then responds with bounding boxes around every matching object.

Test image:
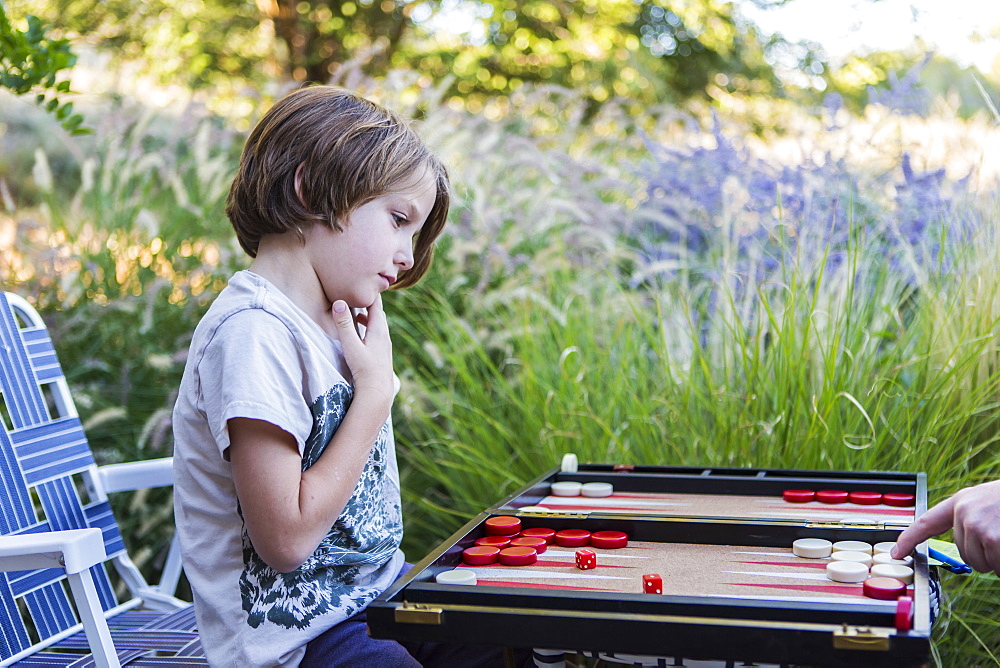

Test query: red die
[575,549,597,570]
[643,573,663,594]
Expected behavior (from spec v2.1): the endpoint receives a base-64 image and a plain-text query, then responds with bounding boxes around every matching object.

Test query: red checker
[484,516,522,536]
[510,536,547,554]
[590,530,629,549]
[895,596,914,632]
[782,489,815,503]
[462,546,500,566]
[554,529,591,547]
[475,536,512,548]
[613,464,635,472]
[498,546,537,566]
[519,528,556,544]
[883,493,916,507]
[848,491,883,505]
[863,577,907,601]
[815,489,849,504]
[642,573,662,594]
[575,549,597,570]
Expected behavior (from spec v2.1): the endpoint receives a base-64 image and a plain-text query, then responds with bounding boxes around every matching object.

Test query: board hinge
[832,623,891,651]
[395,601,443,625]
[516,510,591,519]
[805,520,885,530]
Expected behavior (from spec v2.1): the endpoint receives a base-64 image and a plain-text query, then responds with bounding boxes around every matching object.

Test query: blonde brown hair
[226,86,449,289]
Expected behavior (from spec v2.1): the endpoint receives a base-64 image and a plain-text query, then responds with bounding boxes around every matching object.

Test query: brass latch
[394,601,443,625]
[832,623,891,651]
[516,510,590,519]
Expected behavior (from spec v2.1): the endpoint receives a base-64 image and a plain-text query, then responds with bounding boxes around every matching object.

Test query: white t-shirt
[172,270,405,667]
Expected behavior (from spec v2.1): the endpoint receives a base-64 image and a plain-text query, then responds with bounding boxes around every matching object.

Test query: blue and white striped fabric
[0,293,205,665]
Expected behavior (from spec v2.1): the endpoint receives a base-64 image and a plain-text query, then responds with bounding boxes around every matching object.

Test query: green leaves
[0,5,89,134]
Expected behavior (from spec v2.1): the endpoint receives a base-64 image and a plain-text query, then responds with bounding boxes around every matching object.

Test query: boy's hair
[226,86,450,289]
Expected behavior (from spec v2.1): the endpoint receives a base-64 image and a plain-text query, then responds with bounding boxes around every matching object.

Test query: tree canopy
[8,0,988,121]
[0,3,87,133]
[6,0,806,112]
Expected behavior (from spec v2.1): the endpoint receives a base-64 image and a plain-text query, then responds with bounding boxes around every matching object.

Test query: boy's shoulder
[194,271,342,365]
[193,271,302,350]
[201,270,300,328]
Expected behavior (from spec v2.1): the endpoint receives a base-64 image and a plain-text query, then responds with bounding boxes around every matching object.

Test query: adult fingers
[891,496,956,558]
[951,518,995,574]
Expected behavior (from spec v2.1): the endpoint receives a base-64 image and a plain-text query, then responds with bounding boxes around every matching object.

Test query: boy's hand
[332,295,394,406]
[892,479,1000,575]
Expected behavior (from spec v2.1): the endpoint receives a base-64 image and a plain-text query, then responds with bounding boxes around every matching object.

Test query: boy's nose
[395,247,414,271]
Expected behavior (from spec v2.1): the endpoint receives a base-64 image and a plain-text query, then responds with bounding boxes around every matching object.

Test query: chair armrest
[0,528,106,574]
[0,528,122,667]
[98,457,173,493]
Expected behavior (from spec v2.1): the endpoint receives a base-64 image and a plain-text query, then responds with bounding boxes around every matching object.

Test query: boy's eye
[392,213,408,226]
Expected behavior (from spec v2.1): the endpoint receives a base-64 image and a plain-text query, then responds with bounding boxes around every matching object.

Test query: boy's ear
[294,163,307,207]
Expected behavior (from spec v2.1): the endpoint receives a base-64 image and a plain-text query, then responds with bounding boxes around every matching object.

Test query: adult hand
[892,479,1000,576]
[332,295,394,406]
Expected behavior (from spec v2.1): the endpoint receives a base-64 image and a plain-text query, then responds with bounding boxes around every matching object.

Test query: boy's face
[306,167,437,309]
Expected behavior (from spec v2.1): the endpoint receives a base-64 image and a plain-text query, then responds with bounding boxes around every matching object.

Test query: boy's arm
[229,297,395,573]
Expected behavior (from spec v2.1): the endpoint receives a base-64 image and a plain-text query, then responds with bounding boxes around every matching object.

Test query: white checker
[560,453,579,472]
[830,550,873,567]
[434,568,477,585]
[580,482,614,498]
[870,564,914,585]
[550,481,582,497]
[832,540,873,554]
[873,542,897,554]
[873,552,913,567]
[792,538,833,559]
[826,561,869,583]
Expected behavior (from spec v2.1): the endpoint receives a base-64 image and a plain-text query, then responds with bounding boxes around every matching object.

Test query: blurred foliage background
[3,0,1000,664]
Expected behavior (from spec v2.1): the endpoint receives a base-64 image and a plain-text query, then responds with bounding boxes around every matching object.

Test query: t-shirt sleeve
[196,309,313,459]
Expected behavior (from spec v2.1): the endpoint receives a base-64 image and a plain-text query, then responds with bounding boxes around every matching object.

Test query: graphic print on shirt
[239,382,403,630]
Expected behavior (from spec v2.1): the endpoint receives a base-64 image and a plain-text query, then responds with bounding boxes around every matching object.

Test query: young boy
[171,86,453,666]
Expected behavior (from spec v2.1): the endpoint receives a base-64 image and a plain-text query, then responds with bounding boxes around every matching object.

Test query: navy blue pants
[302,563,531,667]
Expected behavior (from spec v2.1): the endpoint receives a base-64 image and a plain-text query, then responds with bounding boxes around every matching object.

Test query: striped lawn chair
[0,292,206,667]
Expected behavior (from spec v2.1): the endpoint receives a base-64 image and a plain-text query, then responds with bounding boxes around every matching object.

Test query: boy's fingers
[891,496,957,558]
[366,294,384,324]
[332,301,360,344]
[362,295,389,339]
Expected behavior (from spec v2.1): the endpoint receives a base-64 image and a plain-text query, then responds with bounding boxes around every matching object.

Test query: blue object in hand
[928,547,973,574]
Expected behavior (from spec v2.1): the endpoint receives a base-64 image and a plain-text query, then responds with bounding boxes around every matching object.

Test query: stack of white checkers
[792,539,914,597]
[550,481,614,497]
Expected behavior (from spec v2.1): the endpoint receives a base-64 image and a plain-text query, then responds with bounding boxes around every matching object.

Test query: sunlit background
[3,1,1000,663]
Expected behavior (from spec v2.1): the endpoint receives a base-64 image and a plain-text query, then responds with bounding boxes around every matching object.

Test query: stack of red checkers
[510,536,547,554]
[462,546,500,565]
[590,530,629,549]
[815,489,849,504]
[474,536,512,548]
[848,491,883,505]
[863,577,907,600]
[895,596,914,631]
[554,529,591,547]
[519,528,556,543]
[782,489,815,503]
[484,516,522,536]
[883,493,916,507]
[498,546,537,566]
